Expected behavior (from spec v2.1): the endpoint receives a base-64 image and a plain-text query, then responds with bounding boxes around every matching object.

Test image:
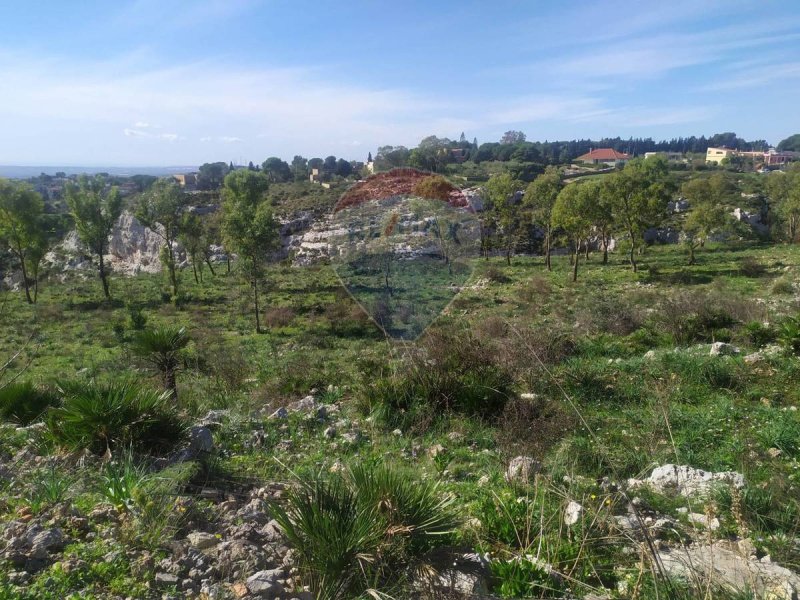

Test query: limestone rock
[506,456,540,483]
[710,342,740,356]
[629,464,744,497]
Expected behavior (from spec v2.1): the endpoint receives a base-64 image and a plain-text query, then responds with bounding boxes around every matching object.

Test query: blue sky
[0,0,798,166]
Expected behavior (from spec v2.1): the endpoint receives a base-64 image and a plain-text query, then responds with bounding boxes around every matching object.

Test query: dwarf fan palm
[131,326,189,399]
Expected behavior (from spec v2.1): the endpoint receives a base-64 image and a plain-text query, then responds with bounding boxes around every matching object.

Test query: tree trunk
[688,243,696,265]
[164,369,178,400]
[602,228,609,265]
[628,230,637,273]
[167,245,178,303]
[18,254,33,304]
[99,252,111,299]
[192,263,199,284]
[205,257,216,276]
[545,229,552,271]
[584,241,590,260]
[572,240,579,282]
[253,278,261,333]
[505,245,511,266]
[226,255,231,274]
[32,268,38,304]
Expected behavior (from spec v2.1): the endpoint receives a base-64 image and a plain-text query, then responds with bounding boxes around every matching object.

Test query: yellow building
[706,147,735,164]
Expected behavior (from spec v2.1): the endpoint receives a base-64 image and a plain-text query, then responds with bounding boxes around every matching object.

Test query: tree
[522,167,563,270]
[180,212,211,283]
[375,146,410,170]
[197,162,229,190]
[136,179,188,303]
[777,134,800,152]
[65,175,123,299]
[500,130,526,145]
[221,170,280,332]
[291,155,309,182]
[603,157,673,272]
[766,165,800,242]
[680,177,731,264]
[262,157,292,183]
[590,180,615,264]
[0,180,51,303]
[552,183,594,281]
[132,326,189,399]
[335,158,353,178]
[484,173,523,265]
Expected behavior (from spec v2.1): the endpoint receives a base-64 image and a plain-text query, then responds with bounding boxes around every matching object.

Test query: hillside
[1,240,799,599]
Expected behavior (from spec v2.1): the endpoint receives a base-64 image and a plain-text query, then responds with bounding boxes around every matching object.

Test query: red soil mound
[334,168,468,212]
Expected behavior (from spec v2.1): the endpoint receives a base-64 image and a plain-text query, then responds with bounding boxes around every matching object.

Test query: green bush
[0,381,59,425]
[360,328,515,430]
[47,380,186,454]
[744,321,777,348]
[778,315,800,355]
[491,557,561,598]
[271,463,457,599]
[772,277,794,295]
[126,303,148,330]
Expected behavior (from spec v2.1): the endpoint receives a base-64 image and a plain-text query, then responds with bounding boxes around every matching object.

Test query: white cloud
[122,127,180,142]
[219,136,243,144]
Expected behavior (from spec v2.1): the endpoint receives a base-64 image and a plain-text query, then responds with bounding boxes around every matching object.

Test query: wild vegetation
[0,148,800,598]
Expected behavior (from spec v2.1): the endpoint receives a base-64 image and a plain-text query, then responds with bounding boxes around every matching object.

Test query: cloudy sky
[0,0,798,167]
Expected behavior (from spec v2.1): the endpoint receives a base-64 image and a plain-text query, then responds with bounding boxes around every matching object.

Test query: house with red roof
[576,148,632,166]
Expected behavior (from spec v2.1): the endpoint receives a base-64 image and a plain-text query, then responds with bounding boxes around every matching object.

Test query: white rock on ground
[628,464,744,497]
[506,456,540,483]
[710,342,740,356]
[658,541,800,599]
[564,501,583,526]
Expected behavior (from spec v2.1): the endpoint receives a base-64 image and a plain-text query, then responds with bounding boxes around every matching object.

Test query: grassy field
[1,240,800,598]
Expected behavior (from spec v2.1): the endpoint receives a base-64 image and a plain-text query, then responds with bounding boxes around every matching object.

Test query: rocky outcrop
[106,211,175,275]
[628,464,744,498]
[658,540,800,599]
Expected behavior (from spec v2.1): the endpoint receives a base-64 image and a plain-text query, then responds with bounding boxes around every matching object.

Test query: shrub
[484,266,511,283]
[189,328,251,393]
[655,289,754,344]
[412,175,456,202]
[739,257,766,278]
[0,382,58,425]
[576,294,642,336]
[744,321,777,348]
[491,557,561,598]
[131,325,190,397]
[360,327,515,429]
[262,306,296,328]
[778,315,800,355]
[48,380,186,454]
[497,396,576,460]
[127,303,148,330]
[271,463,457,599]
[772,277,794,295]
[325,295,375,338]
